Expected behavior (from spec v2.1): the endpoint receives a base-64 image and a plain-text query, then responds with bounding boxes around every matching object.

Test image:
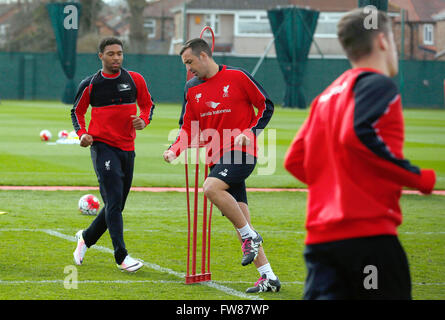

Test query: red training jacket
[169,65,274,165]
[284,68,436,245]
[71,69,155,151]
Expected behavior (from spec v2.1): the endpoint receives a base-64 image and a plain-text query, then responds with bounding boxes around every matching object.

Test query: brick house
[170,0,290,56]
[143,0,184,54]
[169,0,400,57]
[391,0,445,61]
[433,9,445,59]
[169,0,445,60]
[0,4,15,46]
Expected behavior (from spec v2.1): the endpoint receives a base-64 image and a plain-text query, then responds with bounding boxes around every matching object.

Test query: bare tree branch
[126,0,148,53]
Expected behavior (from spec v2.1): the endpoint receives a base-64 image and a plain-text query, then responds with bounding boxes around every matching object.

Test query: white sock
[237,224,257,239]
[257,263,277,281]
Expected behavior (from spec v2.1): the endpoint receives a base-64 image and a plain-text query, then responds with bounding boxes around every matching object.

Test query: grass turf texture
[0,100,444,189]
[0,100,444,300]
[0,190,444,300]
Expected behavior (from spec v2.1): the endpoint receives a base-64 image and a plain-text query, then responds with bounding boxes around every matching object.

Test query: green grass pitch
[0,100,444,300]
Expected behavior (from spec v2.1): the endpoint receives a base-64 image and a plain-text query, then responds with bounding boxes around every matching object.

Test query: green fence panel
[0,52,444,108]
[47,2,82,104]
[268,7,319,108]
[358,0,388,11]
[396,60,445,108]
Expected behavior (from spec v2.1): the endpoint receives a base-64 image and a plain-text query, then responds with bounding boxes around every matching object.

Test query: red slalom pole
[185,146,212,284]
[199,26,215,52]
[185,26,215,284]
[185,149,191,279]
[201,164,208,275]
[206,165,213,275]
[192,147,200,276]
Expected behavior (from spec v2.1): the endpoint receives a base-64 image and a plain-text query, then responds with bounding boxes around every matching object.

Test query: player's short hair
[99,37,123,53]
[337,8,392,62]
[179,38,212,58]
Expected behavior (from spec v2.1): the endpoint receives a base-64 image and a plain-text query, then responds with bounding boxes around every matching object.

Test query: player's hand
[80,134,93,147]
[131,115,146,130]
[163,149,176,163]
[234,133,250,146]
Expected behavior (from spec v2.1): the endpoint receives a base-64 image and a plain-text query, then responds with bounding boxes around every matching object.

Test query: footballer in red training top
[71,37,154,273]
[164,38,280,294]
[284,9,436,300]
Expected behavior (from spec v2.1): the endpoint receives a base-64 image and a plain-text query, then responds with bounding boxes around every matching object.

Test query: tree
[4,0,56,52]
[126,0,148,53]
[76,0,104,53]
[79,0,103,36]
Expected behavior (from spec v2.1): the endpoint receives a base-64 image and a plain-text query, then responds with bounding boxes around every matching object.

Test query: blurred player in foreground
[284,8,436,299]
[163,38,280,293]
[71,37,155,272]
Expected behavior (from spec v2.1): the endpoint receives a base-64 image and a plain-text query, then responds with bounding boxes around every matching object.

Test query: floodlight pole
[182,2,187,44]
[251,38,275,77]
[400,8,405,102]
[252,8,324,77]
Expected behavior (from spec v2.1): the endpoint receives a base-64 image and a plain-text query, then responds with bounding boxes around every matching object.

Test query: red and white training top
[284,68,436,245]
[71,68,155,151]
[169,65,274,165]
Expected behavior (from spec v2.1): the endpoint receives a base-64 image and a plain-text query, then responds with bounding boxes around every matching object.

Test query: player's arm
[164,91,198,162]
[241,70,274,137]
[283,107,314,184]
[351,73,435,194]
[230,69,274,146]
[71,78,93,147]
[130,71,155,130]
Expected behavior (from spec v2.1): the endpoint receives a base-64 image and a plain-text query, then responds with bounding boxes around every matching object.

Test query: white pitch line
[2,229,445,289]
[4,228,443,236]
[0,279,303,285]
[139,229,306,234]
[0,280,184,285]
[137,230,445,235]
[7,228,263,301]
[400,232,445,235]
[1,279,444,286]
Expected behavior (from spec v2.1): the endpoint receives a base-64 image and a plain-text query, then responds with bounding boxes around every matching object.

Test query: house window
[0,24,8,44]
[314,12,344,38]
[144,19,156,38]
[205,14,220,36]
[423,24,434,45]
[0,24,8,36]
[235,13,271,36]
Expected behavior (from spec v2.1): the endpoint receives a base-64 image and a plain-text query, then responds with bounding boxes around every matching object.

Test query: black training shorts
[208,151,256,204]
[303,235,412,300]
